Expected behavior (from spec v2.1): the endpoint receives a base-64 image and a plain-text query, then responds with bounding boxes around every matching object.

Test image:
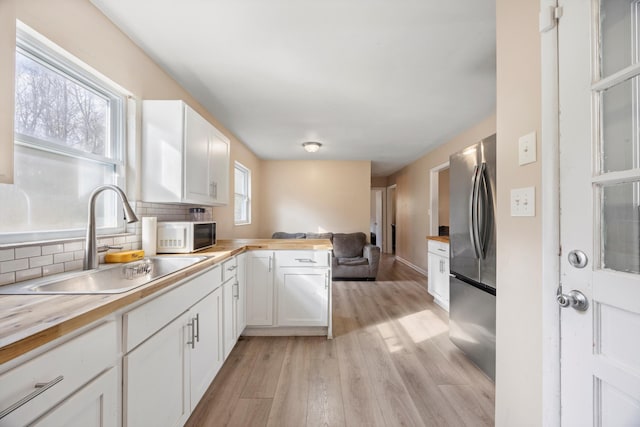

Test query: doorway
[386,184,397,254]
[370,188,385,250]
[429,161,450,236]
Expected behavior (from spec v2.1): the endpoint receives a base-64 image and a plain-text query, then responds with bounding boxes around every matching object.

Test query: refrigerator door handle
[469,165,481,259]
[475,162,488,259]
[469,165,480,258]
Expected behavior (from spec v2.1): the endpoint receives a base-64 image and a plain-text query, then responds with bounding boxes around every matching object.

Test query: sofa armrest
[363,244,381,278]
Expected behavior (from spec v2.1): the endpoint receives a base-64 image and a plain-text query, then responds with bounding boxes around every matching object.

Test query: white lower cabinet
[246,251,274,326]
[222,278,236,360]
[123,265,224,427]
[276,267,329,326]
[125,311,191,427]
[236,252,247,339]
[0,321,118,426]
[32,367,118,427]
[188,286,223,408]
[427,240,450,311]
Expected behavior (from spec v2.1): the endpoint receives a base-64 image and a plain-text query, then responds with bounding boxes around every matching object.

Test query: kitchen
[2,0,632,426]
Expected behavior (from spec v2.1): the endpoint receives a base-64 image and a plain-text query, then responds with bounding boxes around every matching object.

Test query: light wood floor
[185,255,495,427]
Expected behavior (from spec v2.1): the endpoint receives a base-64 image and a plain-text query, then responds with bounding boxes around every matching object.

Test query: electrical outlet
[518,132,537,165]
[511,187,535,217]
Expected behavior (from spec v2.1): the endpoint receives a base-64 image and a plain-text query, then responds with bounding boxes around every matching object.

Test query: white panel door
[32,368,118,427]
[276,267,329,326]
[189,287,223,409]
[559,0,640,424]
[246,251,274,326]
[124,312,190,427]
[184,105,213,204]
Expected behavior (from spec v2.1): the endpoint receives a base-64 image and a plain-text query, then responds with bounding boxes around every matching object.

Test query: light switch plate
[518,132,537,165]
[511,187,535,217]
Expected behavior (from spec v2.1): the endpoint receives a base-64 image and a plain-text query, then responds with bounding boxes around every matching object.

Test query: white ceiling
[92,0,496,177]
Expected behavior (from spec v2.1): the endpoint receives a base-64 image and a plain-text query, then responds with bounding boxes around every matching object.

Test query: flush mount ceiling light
[302,141,322,153]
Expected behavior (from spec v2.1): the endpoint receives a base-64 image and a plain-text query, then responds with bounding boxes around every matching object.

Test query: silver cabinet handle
[194,313,200,343]
[268,256,272,272]
[233,282,239,299]
[325,272,329,289]
[187,319,196,349]
[294,258,317,263]
[227,265,237,271]
[0,376,64,419]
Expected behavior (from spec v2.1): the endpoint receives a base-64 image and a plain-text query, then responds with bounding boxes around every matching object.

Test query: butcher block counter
[0,239,332,365]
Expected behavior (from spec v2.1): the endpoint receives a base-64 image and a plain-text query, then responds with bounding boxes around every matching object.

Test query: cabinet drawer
[222,257,237,283]
[124,265,221,352]
[276,251,330,268]
[428,240,449,256]
[0,321,117,426]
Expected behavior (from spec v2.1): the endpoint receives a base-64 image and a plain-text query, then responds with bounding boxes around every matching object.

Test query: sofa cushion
[306,232,333,241]
[332,232,366,258]
[337,257,368,266]
[272,232,306,239]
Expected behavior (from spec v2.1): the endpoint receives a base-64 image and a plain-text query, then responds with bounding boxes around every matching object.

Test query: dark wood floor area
[185,255,495,427]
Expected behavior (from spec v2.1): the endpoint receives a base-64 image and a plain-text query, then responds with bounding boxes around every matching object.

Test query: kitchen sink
[0,256,208,295]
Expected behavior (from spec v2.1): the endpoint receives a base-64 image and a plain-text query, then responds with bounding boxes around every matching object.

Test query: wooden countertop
[0,239,332,365]
[426,236,450,243]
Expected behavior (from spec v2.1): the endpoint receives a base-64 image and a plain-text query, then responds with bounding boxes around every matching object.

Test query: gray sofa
[271,231,380,280]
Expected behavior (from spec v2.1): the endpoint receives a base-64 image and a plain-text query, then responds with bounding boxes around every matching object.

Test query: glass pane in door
[601,181,640,273]
[599,0,640,78]
[601,78,637,173]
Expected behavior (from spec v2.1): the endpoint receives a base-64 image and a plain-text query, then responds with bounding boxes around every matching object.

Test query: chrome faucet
[84,185,139,270]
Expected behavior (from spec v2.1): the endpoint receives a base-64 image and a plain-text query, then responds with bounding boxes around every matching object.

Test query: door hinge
[540,5,563,33]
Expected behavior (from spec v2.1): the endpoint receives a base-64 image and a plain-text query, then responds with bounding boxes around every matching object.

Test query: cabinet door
[222,279,236,359]
[428,252,438,297]
[236,253,247,337]
[32,367,118,427]
[189,287,223,409]
[125,311,190,427]
[184,105,214,204]
[208,128,229,205]
[276,267,329,327]
[246,251,274,326]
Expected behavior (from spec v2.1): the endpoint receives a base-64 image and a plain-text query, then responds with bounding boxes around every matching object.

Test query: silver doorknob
[557,289,589,311]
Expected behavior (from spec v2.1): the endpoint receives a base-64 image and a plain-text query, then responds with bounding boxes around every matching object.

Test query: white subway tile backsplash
[54,252,74,264]
[0,272,15,285]
[64,242,83,252]
[15,246,41,259]
[43,263,64,276]
[0,249,14,262]
[1,259,29,273]
[64,259,83,272]
[0,201,192,285]
[42,244,64,255]
[16,267,42,282]
[30,255,53,268]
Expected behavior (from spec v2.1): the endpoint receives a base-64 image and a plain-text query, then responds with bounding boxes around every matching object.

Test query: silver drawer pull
[227,265,237,271]
[0,375,64,419]
[437,248,447,252]
[294,258,317,263]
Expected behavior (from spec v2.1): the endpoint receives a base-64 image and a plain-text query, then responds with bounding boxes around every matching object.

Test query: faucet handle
[97,245,123,253]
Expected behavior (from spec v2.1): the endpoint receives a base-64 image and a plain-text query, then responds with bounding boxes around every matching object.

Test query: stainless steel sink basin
[0,256,207,295]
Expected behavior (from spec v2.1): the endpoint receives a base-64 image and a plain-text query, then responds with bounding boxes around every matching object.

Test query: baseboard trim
[395,256,428,276]
[242,326,328,337]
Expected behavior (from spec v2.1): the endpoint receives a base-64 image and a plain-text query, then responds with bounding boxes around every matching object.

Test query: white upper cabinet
[142,100,229,206]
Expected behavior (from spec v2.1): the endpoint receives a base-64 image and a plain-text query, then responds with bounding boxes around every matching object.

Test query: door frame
[370,187,386,250]
[385,184,397,254]
[429,161,450,236]
[540,0,561,425]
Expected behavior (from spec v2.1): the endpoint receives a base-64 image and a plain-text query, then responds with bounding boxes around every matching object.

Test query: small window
[234,162,251,225]
[0,27,126,243]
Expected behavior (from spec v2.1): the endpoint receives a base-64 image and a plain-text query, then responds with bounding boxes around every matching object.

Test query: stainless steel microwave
[157,221,216,253]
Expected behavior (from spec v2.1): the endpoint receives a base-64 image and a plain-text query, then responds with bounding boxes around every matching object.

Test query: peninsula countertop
[426,235,450,244]
[0,239,332,365]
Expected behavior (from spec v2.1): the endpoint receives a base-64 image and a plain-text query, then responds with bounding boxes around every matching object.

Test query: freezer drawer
[449,275,496,381]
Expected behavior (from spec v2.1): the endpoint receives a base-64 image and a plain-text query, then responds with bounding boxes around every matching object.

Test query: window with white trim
[234,161,251,225]
[0,27,126,243]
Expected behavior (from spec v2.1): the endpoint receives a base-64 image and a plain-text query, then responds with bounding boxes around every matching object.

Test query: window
[234,162,251,225]
[0,26,126,243]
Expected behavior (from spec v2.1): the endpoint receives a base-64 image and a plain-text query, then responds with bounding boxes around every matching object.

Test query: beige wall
[495,0,542,425]
[371,176,388,188]
[259,160,371,238]
[438,168,450,228]
[0,0,261,238]
[388,115,496,271]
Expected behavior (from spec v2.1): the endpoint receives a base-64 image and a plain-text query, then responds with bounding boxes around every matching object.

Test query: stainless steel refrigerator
[448,134,496,381]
